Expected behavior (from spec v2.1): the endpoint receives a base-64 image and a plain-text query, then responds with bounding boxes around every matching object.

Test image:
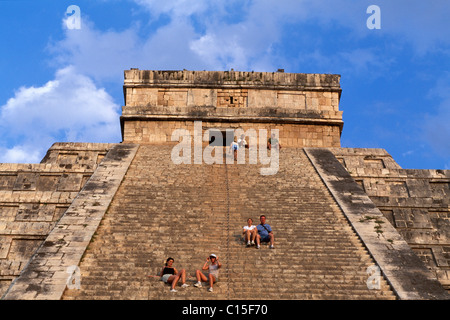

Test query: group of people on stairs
[154,215,275,293]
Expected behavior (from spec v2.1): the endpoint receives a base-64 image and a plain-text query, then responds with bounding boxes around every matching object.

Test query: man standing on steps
[267,133,281,150]
[256,215,275,249]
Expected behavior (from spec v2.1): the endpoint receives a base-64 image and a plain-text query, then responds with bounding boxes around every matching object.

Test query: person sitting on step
[159,257,189,292]
[194,254,221,292]
[243,218,257,247]
[256,215,275,249]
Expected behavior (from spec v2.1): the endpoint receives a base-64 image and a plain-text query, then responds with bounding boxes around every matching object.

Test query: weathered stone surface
[1,70,448,300]
[0,143,114,297]
[330,148,450,293]
[305,148,449,299]
[2,144,138,300]
[124,69,342,91]
[121,70,343,148]
[62,146,396,300]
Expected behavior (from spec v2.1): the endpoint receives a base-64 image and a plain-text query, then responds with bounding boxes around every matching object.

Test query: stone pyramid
[1,70,448,300]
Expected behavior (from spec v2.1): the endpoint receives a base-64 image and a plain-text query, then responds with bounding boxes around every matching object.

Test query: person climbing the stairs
[194,254,222,292]
[229,136,239,161]
[238,134,247,148]
[159,257,189,292]
[256,215,275,249]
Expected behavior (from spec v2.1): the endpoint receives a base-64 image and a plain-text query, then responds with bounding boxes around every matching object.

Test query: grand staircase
[62,145,396,300]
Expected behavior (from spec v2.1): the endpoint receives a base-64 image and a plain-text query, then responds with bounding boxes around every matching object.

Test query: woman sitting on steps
[159,257,189,292]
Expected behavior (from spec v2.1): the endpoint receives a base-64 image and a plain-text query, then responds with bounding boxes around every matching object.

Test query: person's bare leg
[179,269,186,284]
[270,234,275,248]
[171,274,181,289]
[196,270,208,282]
[209,274,216,289]
[251,229,257,242]
[245,230,251,244]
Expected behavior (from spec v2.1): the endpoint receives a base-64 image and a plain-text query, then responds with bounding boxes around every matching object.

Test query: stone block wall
[121,70,343,148]
[331,148,450,291]
[0,143,114,297]
[122,120,341,147]
[124,87,340,112]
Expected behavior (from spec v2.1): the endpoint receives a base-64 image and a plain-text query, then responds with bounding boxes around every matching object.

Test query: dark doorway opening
[208,129,234,147]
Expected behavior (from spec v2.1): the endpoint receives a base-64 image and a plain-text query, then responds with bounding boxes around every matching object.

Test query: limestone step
[62,146,397,300]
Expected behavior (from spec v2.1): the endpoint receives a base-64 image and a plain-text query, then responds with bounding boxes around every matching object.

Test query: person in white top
[229,136,239,161]
[237,134,247,148]
[243,218,257,247]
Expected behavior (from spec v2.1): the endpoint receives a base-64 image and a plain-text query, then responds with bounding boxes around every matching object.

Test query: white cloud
[50,14,205,81]
[126,0,450,73]
[189,31,251,71]
[133,0,210,18]
[49,1,319,76]
[375,0,450,55]
[0,66,121,163]
[274,0,450,54]
[50,0,450,79]
[50,18,142,82]
[5,0,448,165]
[0,146,42,164]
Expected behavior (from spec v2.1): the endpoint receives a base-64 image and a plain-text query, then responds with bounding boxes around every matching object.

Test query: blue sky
[0,0,449,169]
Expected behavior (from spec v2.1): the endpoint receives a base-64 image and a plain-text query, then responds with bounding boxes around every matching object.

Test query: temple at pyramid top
[121,69,343,147]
